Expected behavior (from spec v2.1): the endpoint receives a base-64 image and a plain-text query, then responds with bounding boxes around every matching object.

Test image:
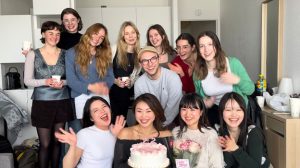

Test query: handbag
[5,67,21,90]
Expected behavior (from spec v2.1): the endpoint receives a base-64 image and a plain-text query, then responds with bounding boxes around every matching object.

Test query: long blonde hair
[75,23,112,78]
[116,21,140,70]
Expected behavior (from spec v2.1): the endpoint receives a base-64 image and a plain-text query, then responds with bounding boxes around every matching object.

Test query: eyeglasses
[140,56,159,66]
[62,18,78,25]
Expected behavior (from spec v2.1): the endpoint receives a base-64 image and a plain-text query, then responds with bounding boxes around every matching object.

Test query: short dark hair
[40,21,62,43]
[175,33,196,48]
[82,96,111,128]
[60,8,83,31]
[132,93,166,132]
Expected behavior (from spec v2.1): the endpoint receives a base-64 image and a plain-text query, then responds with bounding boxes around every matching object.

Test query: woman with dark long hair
[113,93,175,167]
[218,92,270,168]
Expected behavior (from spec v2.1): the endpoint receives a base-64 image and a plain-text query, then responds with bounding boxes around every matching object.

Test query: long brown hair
[116,21,140,70]
[75,23,111,78]
[146,24,174,56]
[194,31,227,80]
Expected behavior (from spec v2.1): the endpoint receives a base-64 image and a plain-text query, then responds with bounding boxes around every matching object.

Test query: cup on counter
[22,41,32,51]
[121,76,129,82]
[256,96,265,108]
[52,75,61,82]
[290,98,300,117]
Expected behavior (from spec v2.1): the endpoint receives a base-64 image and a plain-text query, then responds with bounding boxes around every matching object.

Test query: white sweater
[172,126,224,168]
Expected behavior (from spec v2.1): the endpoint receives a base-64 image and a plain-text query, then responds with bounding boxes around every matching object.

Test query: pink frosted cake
[128,140,169,168]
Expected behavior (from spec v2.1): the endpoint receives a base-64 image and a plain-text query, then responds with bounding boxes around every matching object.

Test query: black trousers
[109,84,134,124]
[207,104,220,127]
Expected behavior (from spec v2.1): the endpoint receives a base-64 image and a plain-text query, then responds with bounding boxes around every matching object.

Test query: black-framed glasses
[140,56,159,66]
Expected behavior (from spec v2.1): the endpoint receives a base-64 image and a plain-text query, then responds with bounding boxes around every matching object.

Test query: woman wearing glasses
[109,21,141,125]
[57,8,83,50]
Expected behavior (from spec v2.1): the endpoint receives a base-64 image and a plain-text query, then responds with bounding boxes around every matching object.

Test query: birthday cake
[128,140,169,168]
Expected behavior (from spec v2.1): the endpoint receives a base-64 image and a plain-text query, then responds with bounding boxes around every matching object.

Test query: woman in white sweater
[172,93,224,168]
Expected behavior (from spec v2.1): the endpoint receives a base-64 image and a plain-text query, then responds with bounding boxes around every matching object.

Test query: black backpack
[5,67,21,90]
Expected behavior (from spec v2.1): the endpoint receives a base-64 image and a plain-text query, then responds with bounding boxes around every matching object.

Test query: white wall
[283,0,300,93]
[220,0,262,81]
[75,0,170,8]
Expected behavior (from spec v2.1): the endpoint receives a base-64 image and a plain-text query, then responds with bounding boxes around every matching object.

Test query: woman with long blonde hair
[66,23,114,129]
[109,21,141,124]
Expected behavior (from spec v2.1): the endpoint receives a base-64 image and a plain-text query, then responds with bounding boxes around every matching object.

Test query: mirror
[261,0,284,88]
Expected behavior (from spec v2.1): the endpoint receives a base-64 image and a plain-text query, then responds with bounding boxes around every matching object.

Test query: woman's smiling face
[90,100,111,130]
[135,101,155,128]
[223,99,244,130]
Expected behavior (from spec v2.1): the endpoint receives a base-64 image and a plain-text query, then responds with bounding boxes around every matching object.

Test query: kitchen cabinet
[92,6,171,46]
[262,107,300,168]
[0,15,32,63]
[33,0,74,15]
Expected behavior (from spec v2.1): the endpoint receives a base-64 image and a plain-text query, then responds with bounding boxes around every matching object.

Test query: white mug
[256,96,265,108]
[290,98,300,117]
[52,75,61,82]
[23,41,32,51]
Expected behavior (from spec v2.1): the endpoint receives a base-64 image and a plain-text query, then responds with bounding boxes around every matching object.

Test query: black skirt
[31,99,74,128]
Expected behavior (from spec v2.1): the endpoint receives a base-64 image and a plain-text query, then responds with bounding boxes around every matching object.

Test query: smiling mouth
[100,114,109,121]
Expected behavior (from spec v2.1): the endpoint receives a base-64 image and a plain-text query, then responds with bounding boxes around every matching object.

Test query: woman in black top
[109,21,141,124]
[113,93,175,168]
[57,8,83,50]
[218,92,270,168]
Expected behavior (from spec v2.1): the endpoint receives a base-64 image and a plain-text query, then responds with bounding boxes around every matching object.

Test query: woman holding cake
[55,96,125,168]
[113,93,175,168]
[172,93,224,168]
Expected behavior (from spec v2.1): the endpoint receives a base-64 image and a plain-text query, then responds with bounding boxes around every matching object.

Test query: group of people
[22,7,270,168]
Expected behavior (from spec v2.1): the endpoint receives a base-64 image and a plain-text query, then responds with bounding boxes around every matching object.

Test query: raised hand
[218,135,239,152]
[168,63,184,77]
[55,127,77,147]
[110,115,126,136]
[203,96,216,108]
[220,72,240,85]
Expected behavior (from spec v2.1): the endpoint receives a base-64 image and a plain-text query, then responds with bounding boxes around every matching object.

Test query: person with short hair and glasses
[57,8,83,50]
[134,46,182,129]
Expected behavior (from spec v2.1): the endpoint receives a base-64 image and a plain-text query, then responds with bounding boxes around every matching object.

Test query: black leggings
[37,122,65,168]
[206,104,220,128]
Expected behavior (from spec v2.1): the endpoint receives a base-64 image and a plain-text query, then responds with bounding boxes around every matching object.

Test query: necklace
[135,126,158,140]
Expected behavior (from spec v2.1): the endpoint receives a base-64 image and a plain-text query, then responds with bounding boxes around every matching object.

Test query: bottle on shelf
[256,74,267,96]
